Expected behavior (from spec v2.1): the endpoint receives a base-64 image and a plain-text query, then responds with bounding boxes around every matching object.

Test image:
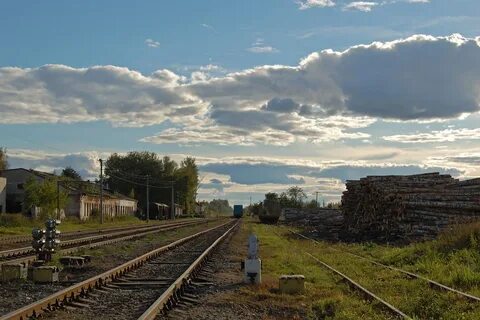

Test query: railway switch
[244,234,262,284]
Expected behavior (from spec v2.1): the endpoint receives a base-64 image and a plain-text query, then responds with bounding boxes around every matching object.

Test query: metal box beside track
[1,263,27,281]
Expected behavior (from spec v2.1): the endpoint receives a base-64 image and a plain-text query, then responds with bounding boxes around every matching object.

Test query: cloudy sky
[1,0,480,205]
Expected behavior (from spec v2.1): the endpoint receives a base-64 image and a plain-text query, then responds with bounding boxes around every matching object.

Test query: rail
[290,230,480,302]
[0,219,214,268]
[138,220,239,319]
[0,220,235,320]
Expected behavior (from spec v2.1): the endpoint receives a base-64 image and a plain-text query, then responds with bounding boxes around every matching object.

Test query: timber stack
[284,208,344,241]
[342,173,480,242]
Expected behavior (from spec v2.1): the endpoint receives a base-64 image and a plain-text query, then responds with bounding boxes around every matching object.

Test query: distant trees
[104,152,199,216]
[277,186,308,209]
[0,147,8,171]
[61,167,82,180]
[257,186,339,210]
[205,199,232,216]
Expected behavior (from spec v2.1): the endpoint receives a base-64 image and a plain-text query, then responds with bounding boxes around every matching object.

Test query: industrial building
[0,168,137,220]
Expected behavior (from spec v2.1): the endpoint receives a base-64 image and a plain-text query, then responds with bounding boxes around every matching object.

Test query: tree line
[104,152,199,217]
[247,186,340,215]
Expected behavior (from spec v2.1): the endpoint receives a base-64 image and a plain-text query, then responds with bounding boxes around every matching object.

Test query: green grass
[0,213,191,235]
[240,218,480,319]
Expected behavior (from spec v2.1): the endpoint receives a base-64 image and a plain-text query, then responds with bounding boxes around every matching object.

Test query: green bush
[0,214,34,228]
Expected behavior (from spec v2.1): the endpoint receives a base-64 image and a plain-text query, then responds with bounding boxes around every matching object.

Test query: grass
[0,213,196,235]
[237,218,480,319]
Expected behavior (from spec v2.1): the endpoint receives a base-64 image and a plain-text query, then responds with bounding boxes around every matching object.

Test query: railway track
[287,229,480,319]
[0,220,238,320]
[0,220,202,249]
[0,219,215,268]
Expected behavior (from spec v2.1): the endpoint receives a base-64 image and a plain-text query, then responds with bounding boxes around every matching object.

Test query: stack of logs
[342,173,480,242]
[284,208,344,241]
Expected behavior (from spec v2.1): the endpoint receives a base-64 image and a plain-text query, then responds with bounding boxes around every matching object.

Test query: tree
[305,199,318,209]
[24,177,69,219]
[286,186,307,208]
[265,192,279,201]
[175,157,199,216]
[61,167,82,180]
[0,147,8,171]
[104,152,199,216]
[206,199,232,216]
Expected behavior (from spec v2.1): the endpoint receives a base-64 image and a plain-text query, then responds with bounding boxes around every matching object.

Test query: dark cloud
[262,98,300,113]
[201,160,463,185]
[200,163,306,185]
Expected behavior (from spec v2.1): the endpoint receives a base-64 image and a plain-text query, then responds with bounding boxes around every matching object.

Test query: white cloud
[247,38,279,53]
[200,23,216,32]
[296,0,335,10]
[145,38,160,48]
[384,128,480,143]
[0,64,201,127]
[191,34,480,122]
[1,35,480,146]
[343,1,378,12]
[247,46,279,53]
[7,149,105,180]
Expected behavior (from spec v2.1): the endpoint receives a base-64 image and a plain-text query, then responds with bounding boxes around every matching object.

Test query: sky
[1,0,480,205]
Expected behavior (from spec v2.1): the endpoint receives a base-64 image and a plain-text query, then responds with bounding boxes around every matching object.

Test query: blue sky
[1,0,480,205]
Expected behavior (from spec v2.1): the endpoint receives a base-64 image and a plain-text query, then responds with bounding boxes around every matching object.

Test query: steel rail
[0,218,206,246]
[270,229,410,319]
[290,230,480,302]
[137,220,239,320]
[0,220,202,259]
[0,220,235,320]
[306,252,411,319]
[0,219,212,268]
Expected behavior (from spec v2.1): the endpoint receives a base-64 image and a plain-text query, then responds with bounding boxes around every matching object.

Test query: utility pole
[99,159,104,224]
[315,191,319,208]
[171,183,175,220]
[146,175,150,223]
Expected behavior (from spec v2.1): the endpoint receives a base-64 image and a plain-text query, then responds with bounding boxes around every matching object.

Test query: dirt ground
[165,221,307,320]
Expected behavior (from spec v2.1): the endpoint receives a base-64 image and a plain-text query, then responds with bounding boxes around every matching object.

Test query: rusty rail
[305,252,411,319]
[0,220,204,260]
[0,220,234,320]
[0,220,201,245]
[291,230,480,303]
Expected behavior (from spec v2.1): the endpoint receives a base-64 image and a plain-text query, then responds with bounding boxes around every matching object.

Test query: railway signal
[31,218,61,262]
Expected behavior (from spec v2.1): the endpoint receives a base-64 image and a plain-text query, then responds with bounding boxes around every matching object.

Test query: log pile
[342,173,480,242]
[283,208,344,241]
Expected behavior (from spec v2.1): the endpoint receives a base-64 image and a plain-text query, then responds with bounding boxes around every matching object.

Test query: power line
[108,172,173,189]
